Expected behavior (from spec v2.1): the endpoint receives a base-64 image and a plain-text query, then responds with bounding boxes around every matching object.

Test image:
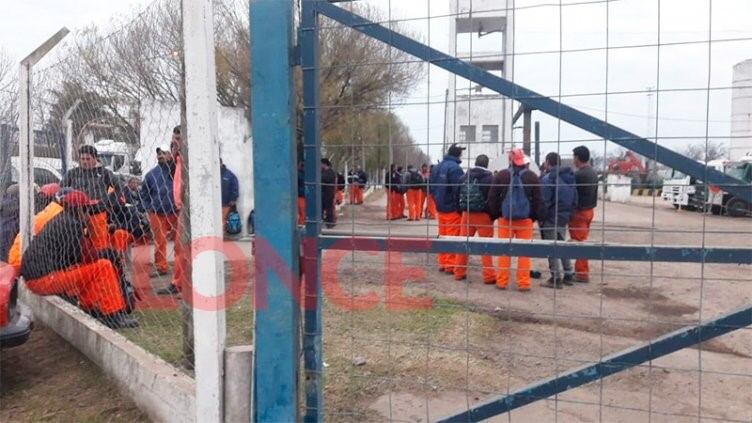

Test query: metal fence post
[17,28,69,254]
[250,0,300,421]
[182,0,226,421]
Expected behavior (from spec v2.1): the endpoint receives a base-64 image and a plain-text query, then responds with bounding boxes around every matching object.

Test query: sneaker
[517,286,531,292]
[496,284,507,290]
[438,267,446,273]
[156,284,180,296]
[454,275,467,281]
[483,279,496,285]
[562,274,574,286]
[529,270,542,279]
[542,277,563,289]
[100,312,139,329]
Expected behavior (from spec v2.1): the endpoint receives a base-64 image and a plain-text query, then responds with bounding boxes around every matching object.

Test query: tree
[684,141,727,162]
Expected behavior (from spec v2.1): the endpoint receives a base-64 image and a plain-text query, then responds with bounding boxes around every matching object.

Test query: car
[0,262,33,348]
[9,156,64,186]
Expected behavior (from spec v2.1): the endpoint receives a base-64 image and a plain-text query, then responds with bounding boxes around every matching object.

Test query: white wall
[139,100,254,229]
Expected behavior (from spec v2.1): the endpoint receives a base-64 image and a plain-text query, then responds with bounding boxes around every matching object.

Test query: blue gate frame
[290,0,752,421]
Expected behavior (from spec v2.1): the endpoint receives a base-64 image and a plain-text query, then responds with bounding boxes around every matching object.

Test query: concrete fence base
[20,288,196,423]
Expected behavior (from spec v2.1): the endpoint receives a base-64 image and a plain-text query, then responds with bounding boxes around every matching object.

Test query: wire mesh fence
[2,0,751,421]
[302,0,752,421]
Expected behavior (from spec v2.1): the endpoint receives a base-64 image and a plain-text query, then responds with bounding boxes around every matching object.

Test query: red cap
[62,190,99,207]
[509,148,526,166]
[39,183,61,198]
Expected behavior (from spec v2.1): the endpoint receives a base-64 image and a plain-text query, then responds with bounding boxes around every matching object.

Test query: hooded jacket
[221,165,239,206]
[430,155,465,213]
[540,166,578,226]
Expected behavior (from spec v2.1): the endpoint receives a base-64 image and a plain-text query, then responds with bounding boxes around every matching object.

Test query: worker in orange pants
[569,208,594,281]
[495,218,534,290]
[405,165,425,221]
[454,212,495,282]
[425,194,437,219]
[147,213,178,275]
[385,164,406,220]
[569,145,599,283]
[454,155,495,282]
[7,185,65,273]
[20,190,137,328]
[487,148,543,291]
[26,259,126,316]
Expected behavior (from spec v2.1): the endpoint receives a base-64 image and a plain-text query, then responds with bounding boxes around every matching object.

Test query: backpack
[225,206,242,235]
[459,177,486,212]
[500,170,531,220]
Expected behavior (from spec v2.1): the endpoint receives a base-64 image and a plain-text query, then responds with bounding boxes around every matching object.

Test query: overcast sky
[2,0,751,163]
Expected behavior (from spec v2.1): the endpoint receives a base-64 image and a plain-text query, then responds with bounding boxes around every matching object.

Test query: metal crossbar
[310,0,752,204]
[435,305,752,422]
[299,1,752,421]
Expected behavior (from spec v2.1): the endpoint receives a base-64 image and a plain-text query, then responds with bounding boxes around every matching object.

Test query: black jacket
[574,165,599,210]
[61,166,120,212]
[321,168,337,205]
[385,170,404,193]
[20,211,93,280]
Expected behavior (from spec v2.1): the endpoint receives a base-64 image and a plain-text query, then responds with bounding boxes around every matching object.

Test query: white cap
[156,144,170,153]
[523,155,531,165]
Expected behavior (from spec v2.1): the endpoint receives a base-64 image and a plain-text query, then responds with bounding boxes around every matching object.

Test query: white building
[731,59,752,160]
[445,0,514,169]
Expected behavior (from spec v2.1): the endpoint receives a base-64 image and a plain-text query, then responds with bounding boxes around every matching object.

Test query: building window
[459,125,476,142]
[481,125,499,143]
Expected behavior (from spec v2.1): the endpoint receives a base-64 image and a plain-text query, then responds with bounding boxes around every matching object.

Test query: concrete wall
[138,100,254,229]
[20,289,196,423]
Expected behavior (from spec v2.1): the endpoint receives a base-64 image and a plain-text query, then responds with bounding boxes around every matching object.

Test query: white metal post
[62,99,81,172]
[17,28,69,254]
[182,0,225,421]
[18,64,33,255]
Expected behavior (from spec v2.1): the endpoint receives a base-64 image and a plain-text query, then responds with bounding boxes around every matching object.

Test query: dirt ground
[0,324,149,422]
[30,189,747,422]
[319,191,752,422]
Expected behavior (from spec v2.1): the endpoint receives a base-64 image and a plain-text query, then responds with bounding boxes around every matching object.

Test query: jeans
[540,223,573,280]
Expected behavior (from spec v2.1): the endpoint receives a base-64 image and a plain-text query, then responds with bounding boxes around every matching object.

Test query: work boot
[156,284,180,296]
[529,270,542,279]
[542,277,563,289]
[100,312,139,329]
[562,274,574,286]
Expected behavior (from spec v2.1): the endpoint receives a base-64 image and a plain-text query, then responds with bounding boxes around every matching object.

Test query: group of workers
[385,163,438,221]
[1,125,244,329]
[420,143,598,291]
[297,160,369,227]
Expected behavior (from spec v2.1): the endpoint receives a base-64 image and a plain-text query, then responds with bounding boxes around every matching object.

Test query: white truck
[662,157,752,216]
[93,139,139,177]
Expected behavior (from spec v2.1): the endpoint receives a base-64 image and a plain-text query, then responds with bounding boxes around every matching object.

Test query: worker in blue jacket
[220,159,240,223]
[429,143,466,273]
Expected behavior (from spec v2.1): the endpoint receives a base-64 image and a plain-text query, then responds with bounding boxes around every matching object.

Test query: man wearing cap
[61,145,121,250]
[20,190,138,329]
[220,158,240,224]
[430,143,466,273]
[140,143,178,277]
[385,164,405,220]
[488,148,543,291]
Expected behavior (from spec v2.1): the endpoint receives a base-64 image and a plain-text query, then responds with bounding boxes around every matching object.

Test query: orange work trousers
[437,212,462,272]
[406,188,423,221]
[349,185,364,204]
[26,259,126,315]
[386,190,405,220]
[335,189,344,206]
[110,229,132,253]
[171,213,186,292]
[297,197,306,225]
[569,208,595,281]
[88,212,110,250]
[454,212,495,282]
[496,218,534,290]
[147,212,178,274]
[425,195,437,219]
